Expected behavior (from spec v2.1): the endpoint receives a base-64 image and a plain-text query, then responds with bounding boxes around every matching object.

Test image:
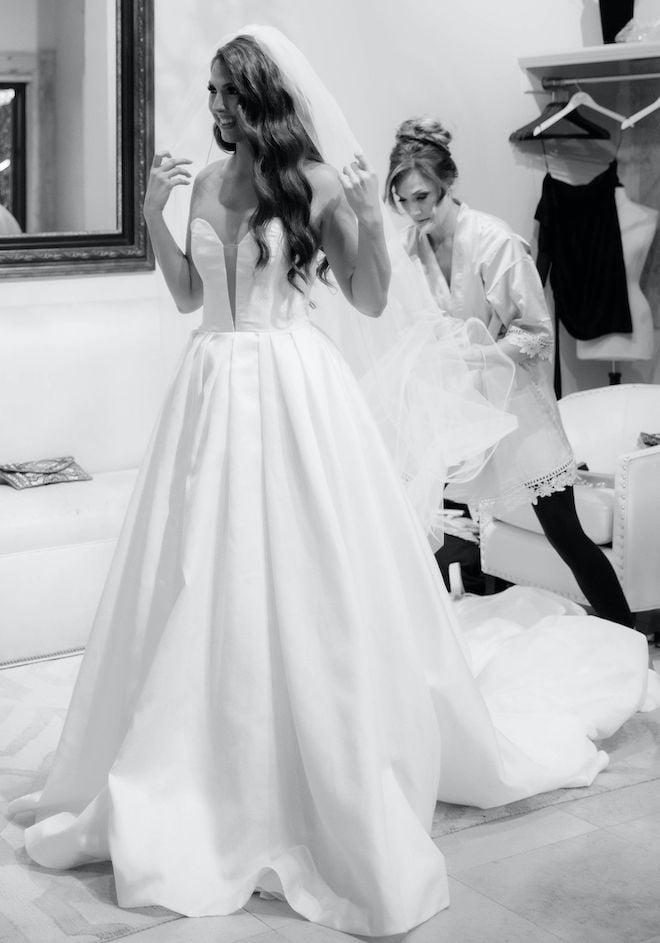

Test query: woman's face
[395,169,451,234]
[208,60,244,145]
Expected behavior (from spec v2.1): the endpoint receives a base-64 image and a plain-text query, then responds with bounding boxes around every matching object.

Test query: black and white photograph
[1,2,660,941]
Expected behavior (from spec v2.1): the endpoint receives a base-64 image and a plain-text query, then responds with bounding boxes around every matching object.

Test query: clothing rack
[542,72,660,89]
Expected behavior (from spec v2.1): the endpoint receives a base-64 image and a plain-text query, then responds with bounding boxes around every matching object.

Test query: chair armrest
[613,444,660,609]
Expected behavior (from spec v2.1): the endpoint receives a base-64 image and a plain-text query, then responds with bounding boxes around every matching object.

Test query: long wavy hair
[385,117,458,209]
[213,35,329,289]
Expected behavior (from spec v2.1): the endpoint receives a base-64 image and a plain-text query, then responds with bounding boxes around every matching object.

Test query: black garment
[532,486,635,629]
[535,161,632,341]
[434,501,508,597]
[598,0,634,43]
[434,535,483,593]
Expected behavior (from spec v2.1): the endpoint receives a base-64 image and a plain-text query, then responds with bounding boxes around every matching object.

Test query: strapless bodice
[191,217,313,333]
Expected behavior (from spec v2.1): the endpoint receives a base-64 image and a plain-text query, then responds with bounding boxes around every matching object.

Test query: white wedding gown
[12,217,657,937]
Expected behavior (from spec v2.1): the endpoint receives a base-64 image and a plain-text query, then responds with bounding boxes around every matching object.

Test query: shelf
[519,42,660,88]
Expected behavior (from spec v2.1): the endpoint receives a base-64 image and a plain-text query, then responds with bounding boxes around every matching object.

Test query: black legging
[532,486,635,628]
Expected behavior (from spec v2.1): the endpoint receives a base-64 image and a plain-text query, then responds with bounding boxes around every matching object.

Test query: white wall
[2,0,38,47]
[2,0,658,415]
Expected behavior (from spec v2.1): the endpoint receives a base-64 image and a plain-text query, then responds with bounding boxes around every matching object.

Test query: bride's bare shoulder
[304,161,346,225]
[304,160,341,195]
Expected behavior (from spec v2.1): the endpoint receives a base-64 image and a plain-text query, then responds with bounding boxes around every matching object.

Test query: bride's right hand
[340,153,383,229]
[144,151,193,217]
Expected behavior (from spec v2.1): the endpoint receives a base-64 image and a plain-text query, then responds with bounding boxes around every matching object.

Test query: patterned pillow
[638,432,660,448]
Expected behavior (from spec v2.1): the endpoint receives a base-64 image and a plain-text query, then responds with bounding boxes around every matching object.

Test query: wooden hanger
[533,91,625,136]
[509,99,610,141]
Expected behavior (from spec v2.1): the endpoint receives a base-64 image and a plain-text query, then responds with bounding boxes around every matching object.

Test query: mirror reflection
[0,0,117,237]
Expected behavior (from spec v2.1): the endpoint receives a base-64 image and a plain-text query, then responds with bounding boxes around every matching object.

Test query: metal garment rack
[542,72,660,89]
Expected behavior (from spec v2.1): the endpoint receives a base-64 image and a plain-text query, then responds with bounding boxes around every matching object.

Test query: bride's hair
[384,117,458,208]
[214,35,329,289]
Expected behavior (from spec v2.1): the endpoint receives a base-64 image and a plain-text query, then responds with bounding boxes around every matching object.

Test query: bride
[10,25,657,938]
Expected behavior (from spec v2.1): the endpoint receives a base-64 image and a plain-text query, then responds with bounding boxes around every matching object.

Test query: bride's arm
[143,152,203,313]
[311,157,390,318]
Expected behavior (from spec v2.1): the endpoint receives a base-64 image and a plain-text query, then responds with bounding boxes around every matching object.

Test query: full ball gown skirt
[12,218,653,937]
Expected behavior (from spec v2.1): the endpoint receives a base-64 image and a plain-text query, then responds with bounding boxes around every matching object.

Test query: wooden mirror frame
[0,0,154,279]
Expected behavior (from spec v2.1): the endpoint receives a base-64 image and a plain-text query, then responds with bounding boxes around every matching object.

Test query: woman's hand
[340,153,383,228]
[144,151,193,218]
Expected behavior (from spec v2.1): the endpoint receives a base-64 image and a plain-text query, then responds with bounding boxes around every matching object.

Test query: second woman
[386,117,635,629]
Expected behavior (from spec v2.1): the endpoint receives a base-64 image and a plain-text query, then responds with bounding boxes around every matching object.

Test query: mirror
[0,0,153,277]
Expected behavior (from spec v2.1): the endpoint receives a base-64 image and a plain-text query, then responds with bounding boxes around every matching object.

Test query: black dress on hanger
[535,161,632,342]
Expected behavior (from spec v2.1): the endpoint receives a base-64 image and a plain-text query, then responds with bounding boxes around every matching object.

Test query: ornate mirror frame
[0,0,154,279]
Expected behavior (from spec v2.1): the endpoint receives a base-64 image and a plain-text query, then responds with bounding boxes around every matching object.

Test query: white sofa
[480,384,660,614]
[0,298,173,666]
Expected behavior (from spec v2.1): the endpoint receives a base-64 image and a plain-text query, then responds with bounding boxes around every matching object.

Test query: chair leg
[633,609,660,647]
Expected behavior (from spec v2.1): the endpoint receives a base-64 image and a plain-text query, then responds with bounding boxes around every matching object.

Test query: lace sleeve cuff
[506,325,553,360]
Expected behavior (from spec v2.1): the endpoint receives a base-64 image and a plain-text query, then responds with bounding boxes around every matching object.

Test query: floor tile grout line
[440,765,660,836]
[443,825,603,874]
[246,928,289,942]
[131,917,284,943]
[449,873,570,942]
[433,802,605,847]
[600,820,660,849]
[555,777,660,827]
[246,908,301,937]
[431,787,616,840]
[107,914,184,942]
[446,818,660,880]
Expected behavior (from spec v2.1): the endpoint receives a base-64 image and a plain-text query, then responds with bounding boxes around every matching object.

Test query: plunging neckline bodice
[192,218,252,324]
[190,216,313,334]
[192,218,252,249]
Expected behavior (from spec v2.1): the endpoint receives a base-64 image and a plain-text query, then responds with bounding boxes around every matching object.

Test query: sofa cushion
[0,469,138,554]
[494,483,614,546]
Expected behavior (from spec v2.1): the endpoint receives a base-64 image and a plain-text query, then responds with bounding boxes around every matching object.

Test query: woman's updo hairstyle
[385,117,458,209]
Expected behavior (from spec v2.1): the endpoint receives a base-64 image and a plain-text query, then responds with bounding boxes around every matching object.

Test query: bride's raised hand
[340,153,383,227]
[144,151,193,217]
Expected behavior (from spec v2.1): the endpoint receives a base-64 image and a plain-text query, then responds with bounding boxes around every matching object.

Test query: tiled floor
[120,649,660,943]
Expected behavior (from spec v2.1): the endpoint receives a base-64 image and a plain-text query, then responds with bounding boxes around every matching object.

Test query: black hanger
[509,101,610,142]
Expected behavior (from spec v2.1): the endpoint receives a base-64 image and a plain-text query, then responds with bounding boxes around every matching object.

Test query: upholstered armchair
[480,384,660,615]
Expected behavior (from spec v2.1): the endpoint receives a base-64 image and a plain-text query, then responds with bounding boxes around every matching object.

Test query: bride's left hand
[340,153,383,227]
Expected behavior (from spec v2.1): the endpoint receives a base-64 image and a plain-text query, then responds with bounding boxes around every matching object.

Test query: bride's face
[208,61,244,145]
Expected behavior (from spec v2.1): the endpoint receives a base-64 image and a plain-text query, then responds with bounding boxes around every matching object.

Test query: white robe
[406,203,577,514]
